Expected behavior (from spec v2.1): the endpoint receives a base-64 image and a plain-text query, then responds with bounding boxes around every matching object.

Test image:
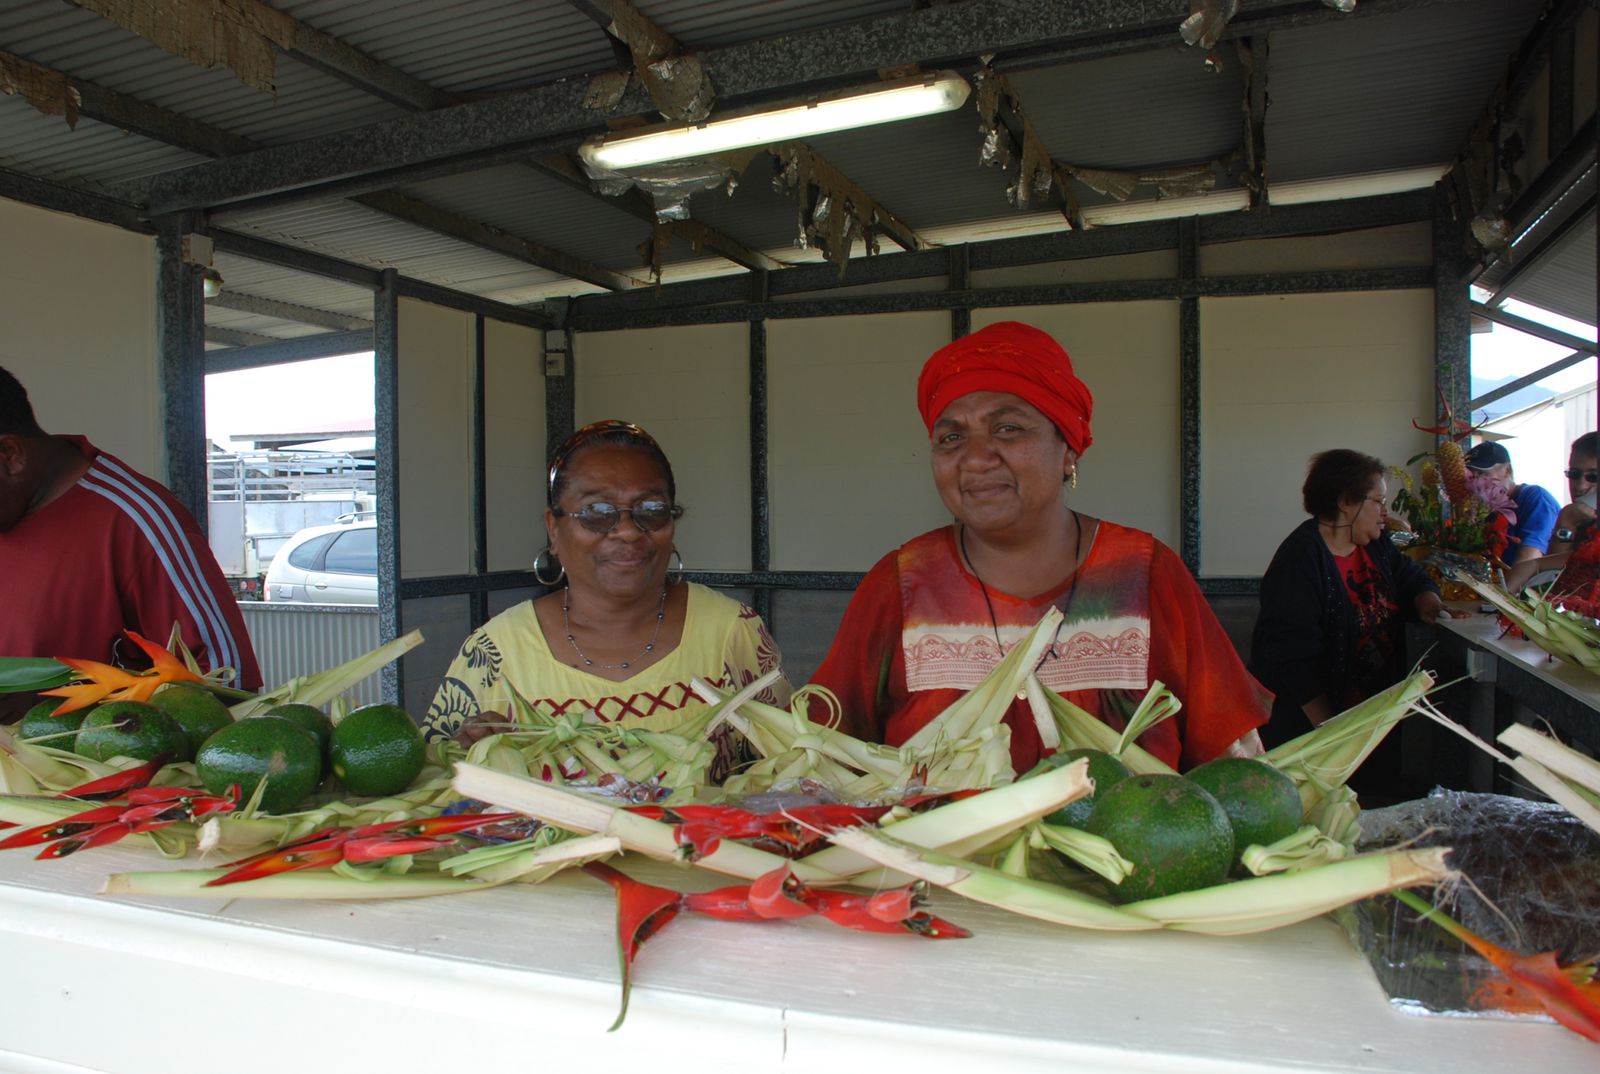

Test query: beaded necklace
[562,585,668,670]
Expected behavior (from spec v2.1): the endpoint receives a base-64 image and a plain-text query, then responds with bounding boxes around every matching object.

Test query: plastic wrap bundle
[1337,790,1600,1019]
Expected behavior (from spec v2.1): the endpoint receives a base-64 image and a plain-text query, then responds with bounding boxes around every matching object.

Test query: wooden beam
[205,325,278,348]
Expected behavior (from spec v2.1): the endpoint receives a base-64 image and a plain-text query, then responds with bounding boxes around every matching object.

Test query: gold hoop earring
[533,546,565,586]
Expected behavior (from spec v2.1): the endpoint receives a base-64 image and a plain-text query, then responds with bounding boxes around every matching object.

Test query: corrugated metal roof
[282,0,610,95]
[1501,209,1598,330]
[0,0,1576,323]
[639,0,913,50]
[1010,47,1246,170]
[0,101,208,189]
[216,198,569,294]
[393,164,653,276]
[1267,0,1542,182]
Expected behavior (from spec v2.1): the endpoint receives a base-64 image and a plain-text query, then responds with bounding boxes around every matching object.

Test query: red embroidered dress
[809,522,1269,773]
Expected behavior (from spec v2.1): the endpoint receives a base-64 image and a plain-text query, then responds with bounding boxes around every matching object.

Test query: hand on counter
[1414,590,1445,625]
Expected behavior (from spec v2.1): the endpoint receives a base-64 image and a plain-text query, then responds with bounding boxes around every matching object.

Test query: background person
[423,420,789,778]
[1248,450,1441,794]
[1502,432,1599,592]
[0,365,262,721]
[1463,440,1559,566]
[806,321,1268,775]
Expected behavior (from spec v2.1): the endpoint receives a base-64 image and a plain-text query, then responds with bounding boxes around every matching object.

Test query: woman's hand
[1413,590,1444,625]
[451,709,509,746]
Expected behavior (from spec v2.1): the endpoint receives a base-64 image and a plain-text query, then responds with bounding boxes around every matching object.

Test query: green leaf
[0,658,73,694]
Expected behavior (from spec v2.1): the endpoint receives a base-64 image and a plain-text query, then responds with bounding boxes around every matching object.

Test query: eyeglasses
[1365,495,1388,509]
[551,500,683,534]
[1565,469,1600,483]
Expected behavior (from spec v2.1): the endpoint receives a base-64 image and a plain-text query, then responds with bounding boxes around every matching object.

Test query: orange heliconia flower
[1398,891,1600,1043]
[42,631,206,715]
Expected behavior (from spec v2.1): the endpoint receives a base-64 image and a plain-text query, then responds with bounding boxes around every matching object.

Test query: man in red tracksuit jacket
[0,365,262,720]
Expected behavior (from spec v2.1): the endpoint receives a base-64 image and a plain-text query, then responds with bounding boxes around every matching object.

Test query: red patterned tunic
[808,522,1269,773]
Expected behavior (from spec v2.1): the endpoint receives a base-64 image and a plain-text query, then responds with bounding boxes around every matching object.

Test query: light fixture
[579,71,971,172]
[202,266,224,299]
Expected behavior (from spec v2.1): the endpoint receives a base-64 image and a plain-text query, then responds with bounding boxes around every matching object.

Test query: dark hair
[1572,432,1599,461]
[1302,449,1385,521]
[547,420,676,507]
[0,367,44,438]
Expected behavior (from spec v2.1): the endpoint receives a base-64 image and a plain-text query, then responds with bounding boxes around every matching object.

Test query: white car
[263,519,378,605]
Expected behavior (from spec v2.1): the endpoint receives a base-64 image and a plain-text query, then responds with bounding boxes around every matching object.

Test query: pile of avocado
[19,689,426,814]
[1033,748,1304,902]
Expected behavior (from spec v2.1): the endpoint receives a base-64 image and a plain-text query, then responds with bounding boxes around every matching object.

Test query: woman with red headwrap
[807,321,1269,774]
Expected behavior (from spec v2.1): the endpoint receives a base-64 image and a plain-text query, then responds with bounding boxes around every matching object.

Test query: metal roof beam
[282,20,452,111]
[207,291,376,332]
[204,330,376,373]
[1471,302,1597,352]
[211,228,382,289]
[124,0,1438,216]
[205,326,278,348]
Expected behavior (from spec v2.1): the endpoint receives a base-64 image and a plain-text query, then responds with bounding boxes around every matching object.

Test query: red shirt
[808,523,1269,773]
[0,437,262,688]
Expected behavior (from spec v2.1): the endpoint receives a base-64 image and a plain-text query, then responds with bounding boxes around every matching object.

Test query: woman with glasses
[806,321,1270,776]
[423,420,789,777]
[1248,449,1441,767]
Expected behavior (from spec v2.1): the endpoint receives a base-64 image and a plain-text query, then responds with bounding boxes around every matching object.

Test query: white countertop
[1437,607,1600,711]
[1,837,1594,1073]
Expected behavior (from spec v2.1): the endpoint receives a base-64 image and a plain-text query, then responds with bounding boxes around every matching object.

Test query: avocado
[149,683,234,756]
[329,703,425,797]
[1184,756,1304,867]
[18,696,88,748]
[74,701,190,763]
[264,702,334,757]
[1029,747,1132,828]
[1084,773,1234,903]
[195,716,322,814]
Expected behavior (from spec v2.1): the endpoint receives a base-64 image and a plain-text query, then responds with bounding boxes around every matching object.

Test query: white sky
[205,352,375,448]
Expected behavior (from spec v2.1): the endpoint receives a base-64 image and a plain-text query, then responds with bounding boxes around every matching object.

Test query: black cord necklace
[959,511,1082,671]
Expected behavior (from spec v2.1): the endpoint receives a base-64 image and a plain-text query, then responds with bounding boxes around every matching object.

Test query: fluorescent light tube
[579,72,971,171]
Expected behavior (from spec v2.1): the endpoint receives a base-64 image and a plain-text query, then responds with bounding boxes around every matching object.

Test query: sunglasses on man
[1565,469,1600,483]
[551,499,684,534]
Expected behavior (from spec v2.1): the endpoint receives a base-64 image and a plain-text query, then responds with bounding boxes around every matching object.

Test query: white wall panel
[397,298,472,578]
[768,313,951,571]
[1199,290,1435,576]
[575,323,750,570]
[0,198,158,474]
[973,304,1182,548]
[484,319,544,571]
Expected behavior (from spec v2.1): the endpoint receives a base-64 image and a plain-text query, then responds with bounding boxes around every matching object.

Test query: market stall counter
[1,841,1593,1074]
[1432,607,1600,764]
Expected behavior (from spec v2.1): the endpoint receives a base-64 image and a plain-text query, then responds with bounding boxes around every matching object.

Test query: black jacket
[1248,518,1438,746]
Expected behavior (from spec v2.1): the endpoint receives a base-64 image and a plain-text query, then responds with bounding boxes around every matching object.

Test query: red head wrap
[916,322,1094,455]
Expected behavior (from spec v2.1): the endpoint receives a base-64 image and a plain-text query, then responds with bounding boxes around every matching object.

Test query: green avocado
[1084,773,1234,903]
[195,716,322,814]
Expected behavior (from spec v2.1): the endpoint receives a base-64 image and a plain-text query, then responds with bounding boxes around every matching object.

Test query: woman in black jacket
[1249,449,1443,758]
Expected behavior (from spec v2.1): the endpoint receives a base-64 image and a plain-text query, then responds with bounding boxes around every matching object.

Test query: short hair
[1302,449,1385,521]
[547,419,676,508]
[1572,432,1599,461]
[0,367,44,438]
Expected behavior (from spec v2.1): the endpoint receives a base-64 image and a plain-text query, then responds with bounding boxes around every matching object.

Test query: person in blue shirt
[1463,440,1559,566]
